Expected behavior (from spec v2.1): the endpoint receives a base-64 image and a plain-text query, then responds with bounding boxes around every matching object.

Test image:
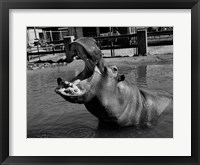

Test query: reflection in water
[136,65,147,87]
[27,63,173,138]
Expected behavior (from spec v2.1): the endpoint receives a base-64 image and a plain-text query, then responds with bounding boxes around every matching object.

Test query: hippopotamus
[55,37,172,127]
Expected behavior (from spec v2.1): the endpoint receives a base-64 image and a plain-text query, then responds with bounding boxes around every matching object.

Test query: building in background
[27,27,69,46]
[27,26,172,46]
[27,27,139,46]
[27,26,173,60]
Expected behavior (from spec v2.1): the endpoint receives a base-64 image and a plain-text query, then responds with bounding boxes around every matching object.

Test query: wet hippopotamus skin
[65,37,105,82]
[55,37,173,127]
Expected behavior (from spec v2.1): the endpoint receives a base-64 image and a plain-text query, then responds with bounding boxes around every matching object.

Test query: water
[27,60,173,138]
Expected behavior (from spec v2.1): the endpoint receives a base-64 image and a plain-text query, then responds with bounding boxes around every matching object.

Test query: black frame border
[0,0,199,164]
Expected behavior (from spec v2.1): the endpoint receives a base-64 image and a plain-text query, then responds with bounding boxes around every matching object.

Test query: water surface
[27,60,173,138]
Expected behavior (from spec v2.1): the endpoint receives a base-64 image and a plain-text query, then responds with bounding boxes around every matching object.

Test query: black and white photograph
[27,26,173,138]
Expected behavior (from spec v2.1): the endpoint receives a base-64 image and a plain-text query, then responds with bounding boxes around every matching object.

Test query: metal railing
[27,30,173,60]
[94,30,173,50]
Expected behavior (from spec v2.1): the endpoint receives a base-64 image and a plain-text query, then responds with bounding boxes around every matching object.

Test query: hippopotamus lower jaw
[55,78,87,103]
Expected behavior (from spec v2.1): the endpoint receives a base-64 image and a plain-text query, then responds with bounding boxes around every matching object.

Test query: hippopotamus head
[55,37,125,104]
[55,64,124,104]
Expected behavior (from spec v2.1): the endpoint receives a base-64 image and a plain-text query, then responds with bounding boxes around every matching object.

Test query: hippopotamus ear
[117,75,125,82]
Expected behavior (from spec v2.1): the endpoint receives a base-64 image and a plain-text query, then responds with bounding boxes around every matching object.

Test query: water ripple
[65,127,95,138]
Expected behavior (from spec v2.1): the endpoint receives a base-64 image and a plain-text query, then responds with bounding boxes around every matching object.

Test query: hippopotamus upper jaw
[66,38,105,82]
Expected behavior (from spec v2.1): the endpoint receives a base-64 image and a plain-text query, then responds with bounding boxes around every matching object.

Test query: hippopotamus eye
[112,66,118,72]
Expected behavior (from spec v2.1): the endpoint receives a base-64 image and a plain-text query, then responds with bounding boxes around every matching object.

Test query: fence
[27,30,173,60]
[94,30,173,56]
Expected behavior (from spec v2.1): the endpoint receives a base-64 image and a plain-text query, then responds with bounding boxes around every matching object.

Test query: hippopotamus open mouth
[55,38,106,102]
[55,37,172,127]
[55,37,125,103]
